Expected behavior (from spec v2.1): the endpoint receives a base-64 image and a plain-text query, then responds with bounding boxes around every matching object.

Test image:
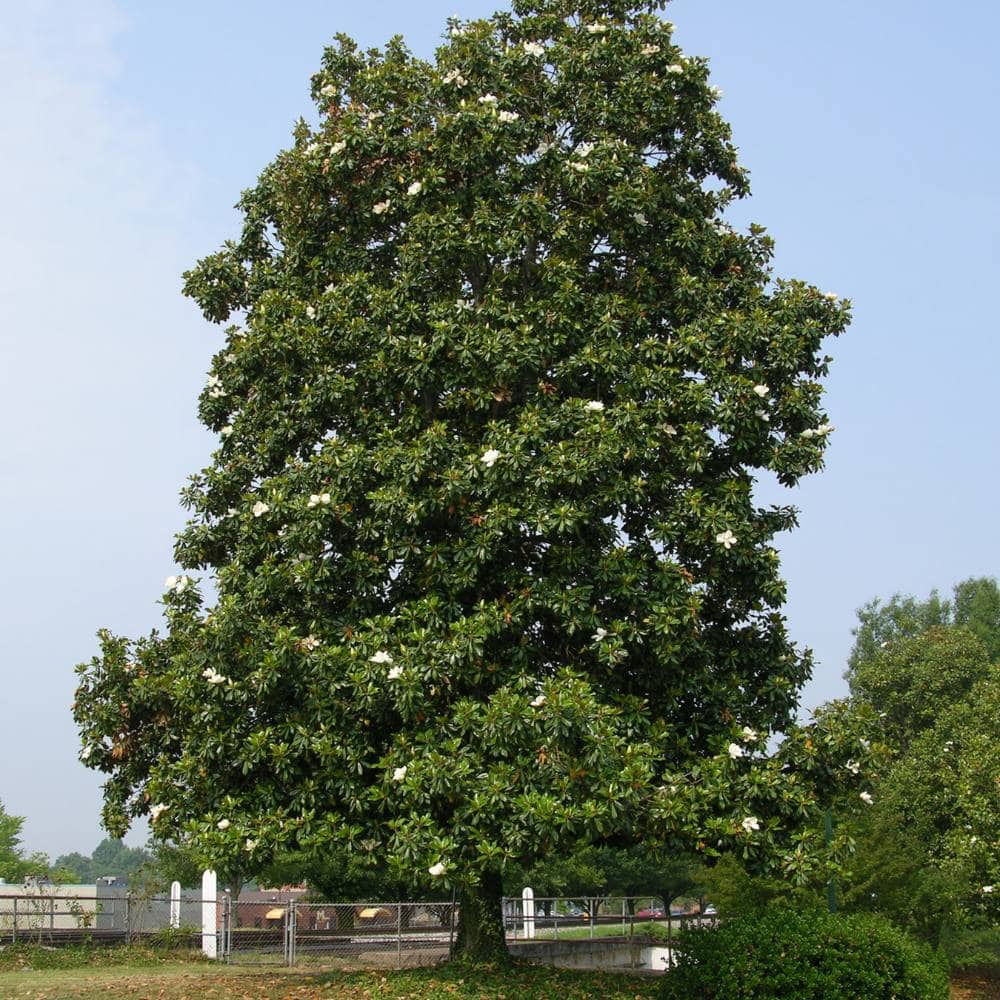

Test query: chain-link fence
[502,895,709,942]
[222,895,293,965]
[1,889,705,969]
[287,901,456,968]
[0,890,214,948]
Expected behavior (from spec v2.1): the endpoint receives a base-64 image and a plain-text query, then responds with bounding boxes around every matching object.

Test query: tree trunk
[454,871,508,963]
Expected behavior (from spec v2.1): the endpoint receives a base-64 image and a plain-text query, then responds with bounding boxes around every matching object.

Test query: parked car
[636,907,665,919]
[703,905,717,916]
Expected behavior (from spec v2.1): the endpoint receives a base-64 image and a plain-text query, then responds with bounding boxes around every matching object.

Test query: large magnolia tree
[75,0,861,959]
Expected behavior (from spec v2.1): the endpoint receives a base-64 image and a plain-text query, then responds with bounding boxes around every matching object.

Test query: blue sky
[2,0,998,859]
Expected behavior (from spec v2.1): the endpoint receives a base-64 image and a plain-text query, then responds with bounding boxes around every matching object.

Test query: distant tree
[849,627,988,751]
[847,576,1000,680]
[952,577,1000,662]
[847,593,950,680]
[0,800,26,881]
[840,582,999,954]
[75,0,858,962]
[52,852,94,883]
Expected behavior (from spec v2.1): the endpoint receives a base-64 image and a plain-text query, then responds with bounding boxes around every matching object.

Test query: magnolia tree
[75,0,862,960]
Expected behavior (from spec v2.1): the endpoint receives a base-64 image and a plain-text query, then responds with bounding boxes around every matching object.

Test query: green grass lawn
[0,957,660,1000]
[1,945,994,1000]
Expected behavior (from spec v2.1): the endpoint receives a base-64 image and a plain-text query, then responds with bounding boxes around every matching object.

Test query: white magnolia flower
[449,25,465,36]
[846,759,860,775]
[534,141,553,156]
[330,140,347,154]
[753,384,770,398]
[456,298,474,311]
[370,650,394,664]
[823,291,839,301]
[80,745,93,760]
[245,838,258,851]
[149,803,169,822]
[305,142,319,155]
[320,84,337,98]
[523,41,545,57]
[392,766,408,782]
[443,68,467,86]
[665,63,685,74]
[217,819,231,831]
[208,386,227,399]
[728,743,745,759]
[202,668,227,685]
[568,161,590,173]
[741,816,760,833]
[530,694,546,708]
[407,180,423,197]
[983,885,995,894]
[816,423,834,435]
[586,22,608,34]
[716,529,737,550]
[206,374,222,389]
[800,428,816,439]
[372,200,391,215]
[575,142,595,158]
[221,425,234,438]
[593,627,608,642]
[642,44,661,55]
[300,635,321,651]
[478,93,499,104]
[428,861,446,877]
[223,353,237,364]
[585,400,605,412]
[755,410,770,422]
[663,424,678,437]
[860,791,874,805]
[741,726,758,740]
[480,448,501,467]
[710,86,723,99]
[305,305,316,320]
[498,110,520,123]
[633,212,648,225]
[164,575,190,594]
[252,501,270,518]
[387,665,403,680]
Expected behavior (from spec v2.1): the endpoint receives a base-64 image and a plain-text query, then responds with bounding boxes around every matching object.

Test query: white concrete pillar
[522,886,535,940]
[201,870,218,958]
[169,881,181,930]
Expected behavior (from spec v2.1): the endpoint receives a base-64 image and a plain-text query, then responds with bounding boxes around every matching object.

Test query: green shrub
[148,924,201,952]
[939,922,1000,972]
[659,908,949,1000]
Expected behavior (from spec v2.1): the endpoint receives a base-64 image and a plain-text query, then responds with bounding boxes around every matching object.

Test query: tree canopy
[842,577,999,953]
[0,800,26,882]
[75,0,857,959]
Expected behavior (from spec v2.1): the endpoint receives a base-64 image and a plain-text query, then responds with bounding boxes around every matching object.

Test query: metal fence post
[12,898,16,943]
[447,891,457,959]
[286,900,296,967]
[397,902,402,969]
